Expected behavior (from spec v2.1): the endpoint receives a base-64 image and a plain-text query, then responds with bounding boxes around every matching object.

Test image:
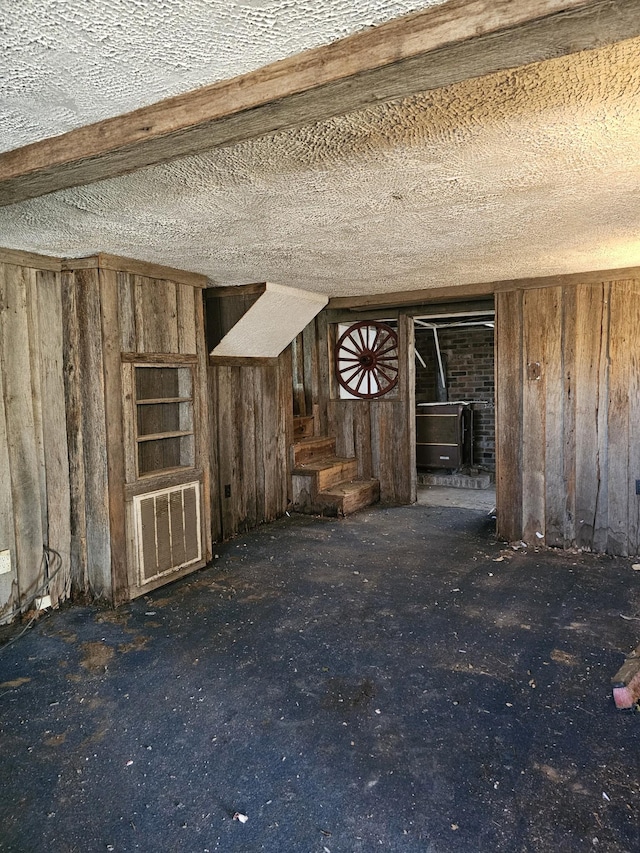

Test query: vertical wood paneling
[0,264,19,619]
[574,284,608,550]
[626,283,640,554]
[76,269,111,598]
[99,269,128,602]
[315,312,330,436]
[177,284,197,354]
[562,285,577,547]
[279,347,294,512]
[607,281,634,555]
[61,271,88,593]
[1,265,45,603]
[134,276,179,353]
[495,290,523,543]
[117,272,136,352]
[542,287,563,546]
[498,278,640,556]
[521,288,549,541]
[217,365,236,539]
[399,314,417,505]
[35,270,71,605]
[262,360,280,523]
[241,367,258,529]
[193,289,212,562]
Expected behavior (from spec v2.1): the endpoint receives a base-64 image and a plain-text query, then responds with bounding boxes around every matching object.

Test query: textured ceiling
[0,0,445,153]
[1,37,640,297]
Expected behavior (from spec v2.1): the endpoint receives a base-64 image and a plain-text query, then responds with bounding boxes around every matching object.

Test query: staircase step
[317,479,380,517]
[293,457,358,493]
[293,416,314,438]
[293,435,337,466]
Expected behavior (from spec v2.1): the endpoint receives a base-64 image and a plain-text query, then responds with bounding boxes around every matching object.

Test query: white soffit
[210,283,328,359]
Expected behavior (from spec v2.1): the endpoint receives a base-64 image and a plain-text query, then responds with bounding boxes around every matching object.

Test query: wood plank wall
[496,279,640,556]
[209,354,293,541]
[0,260,71,620]
[308,312,416,505]
[206,289,293,541]
[63,264,210,602]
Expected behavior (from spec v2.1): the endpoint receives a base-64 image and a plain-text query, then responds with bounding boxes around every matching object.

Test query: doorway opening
[413,304,496,513]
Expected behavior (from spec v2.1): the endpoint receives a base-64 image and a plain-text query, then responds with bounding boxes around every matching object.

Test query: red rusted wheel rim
[335,321,399,399]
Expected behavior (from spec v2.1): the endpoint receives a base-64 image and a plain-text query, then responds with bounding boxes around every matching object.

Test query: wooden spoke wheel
[335,321,399,399]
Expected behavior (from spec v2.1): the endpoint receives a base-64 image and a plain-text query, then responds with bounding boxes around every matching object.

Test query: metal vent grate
[134,481,201,585]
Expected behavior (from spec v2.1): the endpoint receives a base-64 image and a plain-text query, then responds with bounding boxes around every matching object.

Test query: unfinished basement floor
[1,503,639,853]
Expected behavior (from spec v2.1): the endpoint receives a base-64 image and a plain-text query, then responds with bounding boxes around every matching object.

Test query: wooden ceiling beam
[327,266,640,310]
[1,0,639,206]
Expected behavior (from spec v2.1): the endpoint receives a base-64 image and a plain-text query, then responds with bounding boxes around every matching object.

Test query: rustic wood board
[35,269,71,605]
[75,269,112,597]
[1,265,45,603]
[495,290,523,542]
[542,287,564,547]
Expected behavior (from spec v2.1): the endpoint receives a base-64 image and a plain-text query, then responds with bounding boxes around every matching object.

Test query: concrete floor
[416,484,497,512]
[1,502,639,852]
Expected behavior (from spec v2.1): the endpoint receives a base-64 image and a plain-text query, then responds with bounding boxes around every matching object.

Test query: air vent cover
[134,481,201,585]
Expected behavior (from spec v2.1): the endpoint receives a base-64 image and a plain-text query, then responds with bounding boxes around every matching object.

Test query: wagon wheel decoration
[335,321,399,399]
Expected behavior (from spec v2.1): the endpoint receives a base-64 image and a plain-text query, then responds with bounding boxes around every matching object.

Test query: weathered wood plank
[61,271,88,593]
[562,284,577,547]
[522,288,551,542]
[279,347,294,512]
[193,287,212,560]
[3,0,637,204]
[262,361,280,522]
[207,364,222,544]
[134,276,180,354]
[0,264,19,619]
[353,402,372,480]
[574,284,608,550]
[35,270,71,605]
[177,284,197,354]
[117,271,136,352]
[592,283,611,553]
[1,265,45,604]
[240,367,257,530]
[607,281,633,555]
[62,254,207,288]
[542,287,564,547]
[99,268,128,603]
[315,311,331,436]
[399,313,417,504]
[495,290,523,542]
[76,269,112,597]
[25,267,48,552]
[626,281,640,555]
[216,366,236,539]
[291,333,306,418]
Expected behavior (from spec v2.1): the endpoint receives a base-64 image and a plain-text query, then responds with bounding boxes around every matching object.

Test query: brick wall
[415,325,495,470]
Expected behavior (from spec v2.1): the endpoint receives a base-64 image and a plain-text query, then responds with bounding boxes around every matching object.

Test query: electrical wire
[0,546,63,652]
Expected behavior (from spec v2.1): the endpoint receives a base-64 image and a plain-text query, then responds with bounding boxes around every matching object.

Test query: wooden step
[316,478,380,517]
[293,435,336,466]
[293,416,314,439]
[293,457,358,493]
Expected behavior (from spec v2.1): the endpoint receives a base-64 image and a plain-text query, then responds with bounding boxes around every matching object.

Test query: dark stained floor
[1,502,639,853]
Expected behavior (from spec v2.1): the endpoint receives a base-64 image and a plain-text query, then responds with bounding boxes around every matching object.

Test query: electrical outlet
[224,484,231,499]
[0,549,11,575]
[636,480,640,496]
